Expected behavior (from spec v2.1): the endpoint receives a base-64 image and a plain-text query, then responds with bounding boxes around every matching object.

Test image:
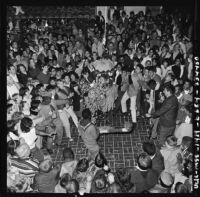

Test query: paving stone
[53,114,149,171]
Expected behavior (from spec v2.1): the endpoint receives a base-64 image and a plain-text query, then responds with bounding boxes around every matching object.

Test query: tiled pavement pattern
[51,113,150,172]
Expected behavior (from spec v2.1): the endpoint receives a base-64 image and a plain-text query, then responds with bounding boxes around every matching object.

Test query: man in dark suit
[152,84,179,147]
[119,10,129,29]
[142,141,164,176]
[129,152,158,193]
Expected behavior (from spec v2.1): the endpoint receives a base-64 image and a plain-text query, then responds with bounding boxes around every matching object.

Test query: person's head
[7,139,20,156]
[148,48,154,57]
[39,159,53,173]
[60,173,71,188]
[181,136,192,152]
[56,79,64,89]
[19,87,30,98]
[76,158,89,172]
[15,143,31,159]
[70,73,78,82]
[49,77,56,86]
[137,152,152,170]
[115,168,134,192]
[82,108,92,120]
[63,147,75,161]
[135,64,143,74]
[108,42,114,51]
[145,60,152,67]
[94,173,107,192]
[148,66,156,78]
[175,182,188,193]
[63,73,71,84]
[158,171,174,188]
[8,65,16,75]
[162,58,169,68]
[163,84,175,97]
[142,141,156,156]
[161,44,169,53]
[182,159,193,177]
[66,179,79,193]
[95,152,108,168]
[183,80,192,91]
[20,117,33,133]
[42,65,49,74]
[49,66,56,77]
[148,79,156,90]
[165,135,177,147]
[30,100,41,116]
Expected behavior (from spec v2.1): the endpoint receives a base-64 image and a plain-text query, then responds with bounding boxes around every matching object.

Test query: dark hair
[30,100,41,115]
[164,84,175,95]
[175,182,188,193]
[182,136,193,148]
[137,152,152,170]
[7,119,18,136]
[76,158,89,172]
[20,117,33,133]
[94,173,107,191]
[19,87,29,97]
[35,83,44,90]
[182,159,192,177]
[82,108,92,120]
[148,79,156,90]
[148,66,156,73]
[7,139,20,156]
[46,84,56,92]
[136,64,144,72]
[142,141,156,156]
[60,173,71,188]
[166,135,177,146]
[95,152,108,168]
[63,147,74,161]
[115,168,134,192]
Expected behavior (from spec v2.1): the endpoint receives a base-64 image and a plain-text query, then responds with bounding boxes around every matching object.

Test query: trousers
[121,91,137,123]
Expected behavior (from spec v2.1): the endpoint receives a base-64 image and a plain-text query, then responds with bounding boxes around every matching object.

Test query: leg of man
[136,89,141,115]
[121,91,129,113]
[65,106,79,128]
[114,90,124,111]
[46,136,53,150]
[58,110,71,138]
[157,124,176,148]
[130,95,137,123]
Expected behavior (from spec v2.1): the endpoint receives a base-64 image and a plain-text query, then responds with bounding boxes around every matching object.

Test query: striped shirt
[10,157,39,177]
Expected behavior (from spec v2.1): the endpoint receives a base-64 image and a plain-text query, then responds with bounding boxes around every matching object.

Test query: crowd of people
[7,7,193,193]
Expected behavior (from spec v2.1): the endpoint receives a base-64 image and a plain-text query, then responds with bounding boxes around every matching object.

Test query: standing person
[121,64,143,130]
[37,64,51,85]
[78,108,100,161]
[152,85,179,147]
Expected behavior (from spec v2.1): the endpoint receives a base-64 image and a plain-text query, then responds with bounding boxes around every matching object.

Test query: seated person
[32,159,61,193]
[54,173,71,193]
[129,152,158,193]
[160,135,181,176]
[115,168,136,193]
[60,147,78,177]
[149,171,174,193]
[142,141,164,176]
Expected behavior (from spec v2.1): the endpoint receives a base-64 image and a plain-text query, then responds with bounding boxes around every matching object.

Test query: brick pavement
[51,113,150,172]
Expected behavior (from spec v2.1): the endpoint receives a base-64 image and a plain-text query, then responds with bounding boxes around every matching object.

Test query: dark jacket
[130,167,158,193]
[152,149,165,176]
[152,95,178,127]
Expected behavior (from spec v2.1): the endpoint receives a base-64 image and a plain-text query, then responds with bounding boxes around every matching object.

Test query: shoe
[122,112,128,116]
[69,138,74,142]
[130,122,137,132]
[47,149,53,154]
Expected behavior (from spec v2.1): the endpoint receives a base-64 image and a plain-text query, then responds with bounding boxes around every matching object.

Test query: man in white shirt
[92,36,104,58]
